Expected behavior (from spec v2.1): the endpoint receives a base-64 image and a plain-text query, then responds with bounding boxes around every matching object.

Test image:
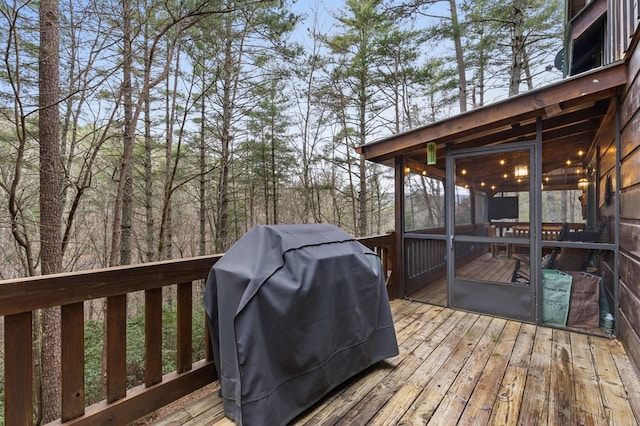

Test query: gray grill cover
[204,224,398,425]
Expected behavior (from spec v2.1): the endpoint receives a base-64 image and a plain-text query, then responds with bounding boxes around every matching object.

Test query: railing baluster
[145,288,163,386]
[205,321,214,362]
[106,294,127,402]
[177,282,192,373]
[61,302,85,420]
[4,311,32,425]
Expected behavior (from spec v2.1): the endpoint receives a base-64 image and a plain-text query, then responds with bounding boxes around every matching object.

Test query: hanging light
[426,142,437,165]
[578,177,589,189]
[514,165,528,177]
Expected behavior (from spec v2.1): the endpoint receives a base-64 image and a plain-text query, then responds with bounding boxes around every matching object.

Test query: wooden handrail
[358,232,396,297]
[1,235,396,425]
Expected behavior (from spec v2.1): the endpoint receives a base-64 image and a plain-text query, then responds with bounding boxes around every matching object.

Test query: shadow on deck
[151,299,640,425]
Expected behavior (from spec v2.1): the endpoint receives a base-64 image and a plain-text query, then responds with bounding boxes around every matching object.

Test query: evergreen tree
[322,0,391,237]
[240,75,296,225]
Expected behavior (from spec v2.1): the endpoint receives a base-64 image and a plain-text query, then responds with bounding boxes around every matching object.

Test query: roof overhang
[358,62,627,171]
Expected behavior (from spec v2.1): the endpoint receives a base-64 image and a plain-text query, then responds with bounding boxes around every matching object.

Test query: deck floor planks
[398,314,492,424]
[306,308,465,425]
[182,400,225,426]
[296,304,451,425]
[426,317,509,425]
[488,322,536,425]
[569,332,608,425]
[608,337,640,422]
[346,310,474,425]
[456,320,521,425]
[548,329,575,425]
[150,300,640,426]
[591,336,638,424]
[513,326,553,424]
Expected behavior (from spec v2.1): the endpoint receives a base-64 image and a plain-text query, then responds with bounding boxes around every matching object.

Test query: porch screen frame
[445,135,542,323]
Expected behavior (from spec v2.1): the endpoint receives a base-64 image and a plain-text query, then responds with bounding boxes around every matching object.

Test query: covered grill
[204,224,398,425]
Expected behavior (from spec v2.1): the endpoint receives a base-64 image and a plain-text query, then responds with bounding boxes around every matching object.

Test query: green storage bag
[542,269,573,327]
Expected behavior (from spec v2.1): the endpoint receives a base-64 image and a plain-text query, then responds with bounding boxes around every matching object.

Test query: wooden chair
[489,225,510,257]
[511,225,531,255]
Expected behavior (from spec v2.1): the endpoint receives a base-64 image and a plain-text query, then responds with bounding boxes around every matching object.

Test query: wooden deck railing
[358,232,396,296]
[0,233,395,425]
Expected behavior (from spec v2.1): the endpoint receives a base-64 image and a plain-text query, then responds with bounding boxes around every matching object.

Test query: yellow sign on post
[426,142,436,165]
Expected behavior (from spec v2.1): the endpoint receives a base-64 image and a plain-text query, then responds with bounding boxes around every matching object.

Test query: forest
[0,0,564,279]
[0,0,564,421]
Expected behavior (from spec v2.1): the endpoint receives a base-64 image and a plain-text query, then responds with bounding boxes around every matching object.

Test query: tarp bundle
[204,224,399,426]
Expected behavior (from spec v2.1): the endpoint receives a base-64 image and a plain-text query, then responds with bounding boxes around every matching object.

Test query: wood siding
[619,26,640,375]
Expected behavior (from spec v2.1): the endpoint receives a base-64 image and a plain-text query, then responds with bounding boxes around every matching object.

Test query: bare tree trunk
[270,111,278,224]
[199,81,207,256]
[109,0,133,267]
[449,0,467,112]
[358,154,367,237]
[158,44,180,260]
[214,22,236,252]
[509,0,525,96]
[39,0,63,421]
[523,45,534,90]
[109,0,188,266]
[358,80,367,237]
[144,29,155,262]
[4,8,36,277]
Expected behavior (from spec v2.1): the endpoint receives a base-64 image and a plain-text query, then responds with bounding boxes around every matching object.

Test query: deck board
[150,299,640,426]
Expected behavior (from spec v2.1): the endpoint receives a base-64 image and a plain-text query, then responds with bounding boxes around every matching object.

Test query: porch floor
[151,299,640,425]
[408,252,517,306]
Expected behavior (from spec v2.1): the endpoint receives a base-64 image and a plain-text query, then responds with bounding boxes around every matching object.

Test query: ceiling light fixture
[514,165,528,177]
[578,177,589,189]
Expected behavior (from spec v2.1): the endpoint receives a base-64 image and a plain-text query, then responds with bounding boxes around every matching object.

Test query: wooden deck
[151,299,640,425]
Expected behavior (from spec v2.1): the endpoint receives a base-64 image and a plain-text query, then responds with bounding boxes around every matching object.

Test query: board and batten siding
[618,29,640,375]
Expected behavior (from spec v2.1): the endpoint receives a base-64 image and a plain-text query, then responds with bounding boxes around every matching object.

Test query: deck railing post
[145,287,163,386]
[4,311,33,425]
[177,282,193,373]
[106,294,128,402]
[61,302,85,421]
